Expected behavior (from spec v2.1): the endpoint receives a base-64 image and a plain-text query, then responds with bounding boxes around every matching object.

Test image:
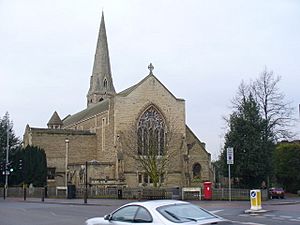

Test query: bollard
[250,189,262,210]
[23,186,27,201]
[3,186,6,200]
[41,187,45,202]
[84,191,87,204]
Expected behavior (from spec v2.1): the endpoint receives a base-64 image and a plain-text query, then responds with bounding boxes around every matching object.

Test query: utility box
[67,185,76,199]
[250,189,262,210]
[203,182,212,200]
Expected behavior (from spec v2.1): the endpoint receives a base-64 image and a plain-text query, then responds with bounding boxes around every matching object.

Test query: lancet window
[137,106,165,156]
[103,78,108,89]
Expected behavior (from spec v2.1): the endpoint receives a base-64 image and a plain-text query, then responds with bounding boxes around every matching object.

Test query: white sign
[250,191,256,198]
[227,147,234,165]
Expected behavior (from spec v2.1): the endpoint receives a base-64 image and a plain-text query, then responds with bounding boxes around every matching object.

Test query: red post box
[203,181,212,200]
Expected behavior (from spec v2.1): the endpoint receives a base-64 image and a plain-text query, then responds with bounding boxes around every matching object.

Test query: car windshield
[157,203,216,223]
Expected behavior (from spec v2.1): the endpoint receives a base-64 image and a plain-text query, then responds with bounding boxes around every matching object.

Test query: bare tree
[118,108,182,187]
[230,69,294,140]
[230,81,252,112]
[251,69,294,140]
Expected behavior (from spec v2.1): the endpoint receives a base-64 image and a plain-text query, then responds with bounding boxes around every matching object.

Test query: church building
[23,13,213,188]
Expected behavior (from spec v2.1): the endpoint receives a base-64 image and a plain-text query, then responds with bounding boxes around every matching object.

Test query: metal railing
[0,186,268,201]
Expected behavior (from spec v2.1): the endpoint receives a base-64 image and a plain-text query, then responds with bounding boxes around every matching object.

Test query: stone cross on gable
[148,63,154,74]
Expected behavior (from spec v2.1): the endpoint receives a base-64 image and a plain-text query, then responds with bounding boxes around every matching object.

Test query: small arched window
[137,106,165,156]
[193,163,201,179]
[103,79,108,89]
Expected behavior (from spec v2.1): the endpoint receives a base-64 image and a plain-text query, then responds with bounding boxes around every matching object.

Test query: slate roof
[117,74,184,101]
[47,111,63,126]
[61,74,183,128]
[62,98,109,127]
[186,125,210,155]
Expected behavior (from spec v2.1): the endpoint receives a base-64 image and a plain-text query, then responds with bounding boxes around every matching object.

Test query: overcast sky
[1,0,300,160]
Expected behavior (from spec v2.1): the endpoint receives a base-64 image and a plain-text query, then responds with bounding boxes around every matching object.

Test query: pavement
[2,197,133,206]
[3,196,299,207]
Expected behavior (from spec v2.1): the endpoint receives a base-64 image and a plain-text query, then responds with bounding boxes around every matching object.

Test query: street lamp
[4,121,10,199]
[84,161,88,204]
[84,159,99,204]
[65,138,69,198]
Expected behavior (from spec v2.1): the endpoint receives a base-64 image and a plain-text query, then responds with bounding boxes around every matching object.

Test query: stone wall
[185,126,211,187]
[23,75,212,188]
[114,75,187,187]
[24,127,97,186]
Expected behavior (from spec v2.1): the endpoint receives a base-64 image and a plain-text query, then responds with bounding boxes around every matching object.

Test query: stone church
[23,13,213,188]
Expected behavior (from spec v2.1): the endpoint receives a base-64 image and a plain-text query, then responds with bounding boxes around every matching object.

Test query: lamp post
[4,121,10,199]
[65,138,69,198]
[84,160,99,204]
[84,161,88,204]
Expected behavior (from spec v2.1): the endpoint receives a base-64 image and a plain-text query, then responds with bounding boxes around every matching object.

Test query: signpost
[227,147,234,201]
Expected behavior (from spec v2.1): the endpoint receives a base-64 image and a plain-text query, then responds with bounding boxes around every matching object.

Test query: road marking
[272,217,285,220]
[254,216,265,219]
[50,211,58,217]
[234,213,300,224]
[264,214,275,217]
[280,215,292,219]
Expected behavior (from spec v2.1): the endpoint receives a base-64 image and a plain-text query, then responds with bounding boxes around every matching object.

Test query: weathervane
[148,63,154,74]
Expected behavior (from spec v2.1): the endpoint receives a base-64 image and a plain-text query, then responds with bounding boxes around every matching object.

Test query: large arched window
[137,106,165,156]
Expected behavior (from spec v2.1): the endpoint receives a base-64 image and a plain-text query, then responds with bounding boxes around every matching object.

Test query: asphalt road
[0,197,299,225]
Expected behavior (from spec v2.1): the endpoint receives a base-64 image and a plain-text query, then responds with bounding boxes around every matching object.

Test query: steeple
[87,11,116,108]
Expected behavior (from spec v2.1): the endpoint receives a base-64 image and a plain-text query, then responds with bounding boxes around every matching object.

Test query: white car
[85,200,231,225]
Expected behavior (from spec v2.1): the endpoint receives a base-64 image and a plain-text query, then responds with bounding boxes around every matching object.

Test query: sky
[1,0,300,160]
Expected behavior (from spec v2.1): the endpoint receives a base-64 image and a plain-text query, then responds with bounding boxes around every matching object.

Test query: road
[0,197,299,225]
[196,199,300,225]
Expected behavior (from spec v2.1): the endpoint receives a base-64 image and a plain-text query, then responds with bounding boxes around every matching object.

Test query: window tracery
[137,106,165,156]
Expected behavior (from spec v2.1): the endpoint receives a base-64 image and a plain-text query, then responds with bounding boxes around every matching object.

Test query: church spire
[87,11,116,108]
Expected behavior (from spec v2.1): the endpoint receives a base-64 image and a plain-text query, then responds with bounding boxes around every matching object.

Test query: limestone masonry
[23,12,213,188]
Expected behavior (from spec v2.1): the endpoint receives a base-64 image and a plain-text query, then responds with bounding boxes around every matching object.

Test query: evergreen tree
[274,142,300,193]
[5,146,47,187]
[221,94,272,188]
[23,146,47,187]
[9,146,24,185]
[0,112,21,185]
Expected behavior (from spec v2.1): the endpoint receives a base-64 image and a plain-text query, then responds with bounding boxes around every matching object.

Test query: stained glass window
[137,106,165,155]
